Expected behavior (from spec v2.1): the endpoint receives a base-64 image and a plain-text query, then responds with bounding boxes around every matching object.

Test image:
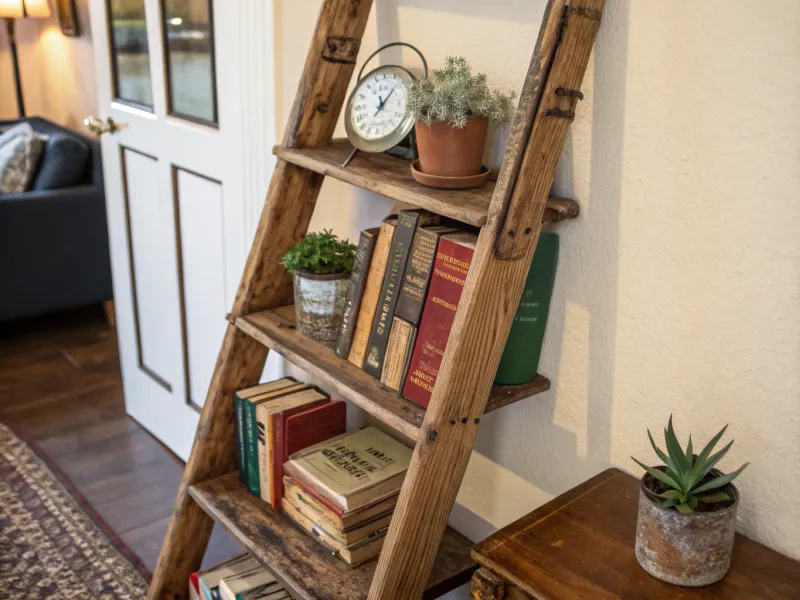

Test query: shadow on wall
[473,0,632,498]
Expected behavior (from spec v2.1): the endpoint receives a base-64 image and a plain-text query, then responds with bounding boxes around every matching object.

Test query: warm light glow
[22,0,50,18]
[168,17,182,26]
[0,0,50,18]
[0,0,24,19]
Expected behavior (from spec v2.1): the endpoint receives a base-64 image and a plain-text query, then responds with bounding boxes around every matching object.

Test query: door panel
[122,148,182,392]
[175,169,227,408]
[89,0,276,459]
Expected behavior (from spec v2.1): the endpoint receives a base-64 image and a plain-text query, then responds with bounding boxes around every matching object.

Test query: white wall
[0,0,96,129]
[272,3,800,593]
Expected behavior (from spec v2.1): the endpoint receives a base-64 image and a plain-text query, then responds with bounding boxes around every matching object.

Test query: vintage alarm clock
[342,42,427,167]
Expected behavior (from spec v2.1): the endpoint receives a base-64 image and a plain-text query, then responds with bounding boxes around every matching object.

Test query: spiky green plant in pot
[632,415,749,514]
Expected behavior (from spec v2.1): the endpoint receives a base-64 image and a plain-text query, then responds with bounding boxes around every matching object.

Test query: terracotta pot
[292,271,350,347]
[415,116,489,177]
[635,473,739,587]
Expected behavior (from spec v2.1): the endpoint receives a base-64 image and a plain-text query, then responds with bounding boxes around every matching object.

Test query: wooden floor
[0,307,241,575]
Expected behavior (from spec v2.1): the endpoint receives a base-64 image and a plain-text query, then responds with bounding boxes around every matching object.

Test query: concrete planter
[635,473,739,587]
[292,271,349,347]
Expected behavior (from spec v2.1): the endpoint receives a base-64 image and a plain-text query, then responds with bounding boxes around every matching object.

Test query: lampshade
[0,0,51,18]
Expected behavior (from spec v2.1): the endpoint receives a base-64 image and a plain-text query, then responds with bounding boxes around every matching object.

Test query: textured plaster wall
[273,1,800,582]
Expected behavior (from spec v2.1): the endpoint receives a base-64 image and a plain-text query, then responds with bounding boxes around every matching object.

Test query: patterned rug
[0,423,150,599]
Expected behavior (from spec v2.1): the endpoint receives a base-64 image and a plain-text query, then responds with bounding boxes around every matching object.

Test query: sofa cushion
[32,132,90,191]
[0,123,48,194]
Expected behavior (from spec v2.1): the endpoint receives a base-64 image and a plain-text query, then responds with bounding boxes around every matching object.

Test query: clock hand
[374,87,396,117]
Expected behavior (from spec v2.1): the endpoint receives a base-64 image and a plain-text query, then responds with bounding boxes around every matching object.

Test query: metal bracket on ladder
[495,2,599,261]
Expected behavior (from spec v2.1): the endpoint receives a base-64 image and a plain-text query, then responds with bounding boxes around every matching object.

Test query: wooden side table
[471,468,800,599]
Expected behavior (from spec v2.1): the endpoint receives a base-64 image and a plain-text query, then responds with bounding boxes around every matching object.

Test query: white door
[87,0,277,459]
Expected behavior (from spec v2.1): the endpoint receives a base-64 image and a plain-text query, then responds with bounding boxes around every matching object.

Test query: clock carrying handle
[357,42,428,82]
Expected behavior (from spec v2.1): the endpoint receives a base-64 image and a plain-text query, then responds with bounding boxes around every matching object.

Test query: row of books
[234,377,414,566]
[234,377,346,508]
[334,208,478,408]
[190,554,291,600]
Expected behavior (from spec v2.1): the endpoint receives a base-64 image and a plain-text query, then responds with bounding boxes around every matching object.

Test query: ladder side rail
[368,1,605,598]
[148,1,373,597]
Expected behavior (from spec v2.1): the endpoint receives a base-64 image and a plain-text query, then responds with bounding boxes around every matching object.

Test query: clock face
[345,66,415,153]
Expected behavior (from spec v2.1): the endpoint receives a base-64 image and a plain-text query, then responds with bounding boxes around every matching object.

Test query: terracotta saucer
[410,161,491,190]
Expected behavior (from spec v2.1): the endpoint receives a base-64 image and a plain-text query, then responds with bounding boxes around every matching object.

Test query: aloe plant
[632,416,749,514]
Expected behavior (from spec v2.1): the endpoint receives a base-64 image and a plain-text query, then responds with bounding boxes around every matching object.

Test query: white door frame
[88,0,276,460]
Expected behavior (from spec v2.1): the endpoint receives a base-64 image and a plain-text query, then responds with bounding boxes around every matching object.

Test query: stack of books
[190,555,292,600]
[234,378,346,508]
[334,208,479,408]
[281,427,412,566]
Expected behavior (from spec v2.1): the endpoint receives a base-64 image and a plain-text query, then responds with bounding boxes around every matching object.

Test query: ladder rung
[274,140,578,228]
[188,472,475,600]
[235,306,550,440]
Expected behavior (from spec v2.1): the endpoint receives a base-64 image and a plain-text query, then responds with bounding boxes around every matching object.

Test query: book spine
[402,238,475,407]
[260,409,275,503]
[380,317,416,392]
[335,228,378,358]
[234,393,247,484]
[246,400,261,495]
[394,227,442,325]
[363,211,420,378]
[348,218,397,368]
[495,233,559,384]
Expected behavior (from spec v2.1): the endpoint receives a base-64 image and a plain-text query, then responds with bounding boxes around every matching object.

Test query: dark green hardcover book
[234,392,247,484]
[335,227,379,359]
[363,210,429,378]
[395,225,458,326]
[495,233,559,385]
[243,380,304,495]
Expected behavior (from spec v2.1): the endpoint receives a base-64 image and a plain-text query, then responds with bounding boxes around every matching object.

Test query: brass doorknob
[84,116,128,135]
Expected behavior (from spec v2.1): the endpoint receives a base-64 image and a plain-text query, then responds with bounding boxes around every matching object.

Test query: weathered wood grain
[471,568,506,600]
[236,306,551,440]
[149,1,374,598]
[188,472,475,600]
[275,141,579,228]
[496,2,601,259]
[367,2,604,598]
[472,469,800,600]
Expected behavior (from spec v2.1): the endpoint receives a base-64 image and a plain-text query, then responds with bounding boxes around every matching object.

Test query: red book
[402,232,478,407]
[272,400,346,509]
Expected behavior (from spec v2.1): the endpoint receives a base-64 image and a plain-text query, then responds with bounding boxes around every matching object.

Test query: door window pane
[108,0,154,108]
[163,0,218,124]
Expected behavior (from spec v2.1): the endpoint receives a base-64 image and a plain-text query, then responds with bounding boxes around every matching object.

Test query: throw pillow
[0,123,47,194]
[32,132,90,191]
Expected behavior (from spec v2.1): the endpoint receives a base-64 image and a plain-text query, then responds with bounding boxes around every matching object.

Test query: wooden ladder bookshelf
[148,1,605,599]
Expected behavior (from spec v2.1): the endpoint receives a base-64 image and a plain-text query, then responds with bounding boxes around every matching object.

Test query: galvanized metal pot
[292,271,349,347]
[635,474,739,587]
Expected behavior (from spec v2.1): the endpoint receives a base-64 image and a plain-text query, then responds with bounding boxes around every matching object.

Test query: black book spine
[363,210,420,378]
[395,227,452,326]
[335,228,378,358]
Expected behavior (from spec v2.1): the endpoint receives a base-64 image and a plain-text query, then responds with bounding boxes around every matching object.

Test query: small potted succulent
[407,56,515,185]
[281,230,356,347]
[632,416,749,587]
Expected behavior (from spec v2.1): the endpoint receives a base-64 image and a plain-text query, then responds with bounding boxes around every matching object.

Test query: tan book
[380,317,417,391]
[348,216,398,368]
[283,497,386,566]
[283,427,412,512]
[254,386,325,502]
[283,491,393,546]
[283,476,398,531]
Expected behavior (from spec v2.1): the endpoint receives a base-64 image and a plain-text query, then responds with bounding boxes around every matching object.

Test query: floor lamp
[1,0,50,117]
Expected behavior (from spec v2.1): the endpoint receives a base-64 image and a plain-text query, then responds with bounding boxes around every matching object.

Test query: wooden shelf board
[274,141,579,228]
[189,472,476,600]
[236,306,550,440]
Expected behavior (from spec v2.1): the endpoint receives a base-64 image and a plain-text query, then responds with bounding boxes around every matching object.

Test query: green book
[241,379,303,495]
[495,233,559,385]
[234,378,296,485]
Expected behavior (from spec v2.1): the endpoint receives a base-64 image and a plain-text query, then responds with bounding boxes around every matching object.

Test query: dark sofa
[0,117,113,322]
